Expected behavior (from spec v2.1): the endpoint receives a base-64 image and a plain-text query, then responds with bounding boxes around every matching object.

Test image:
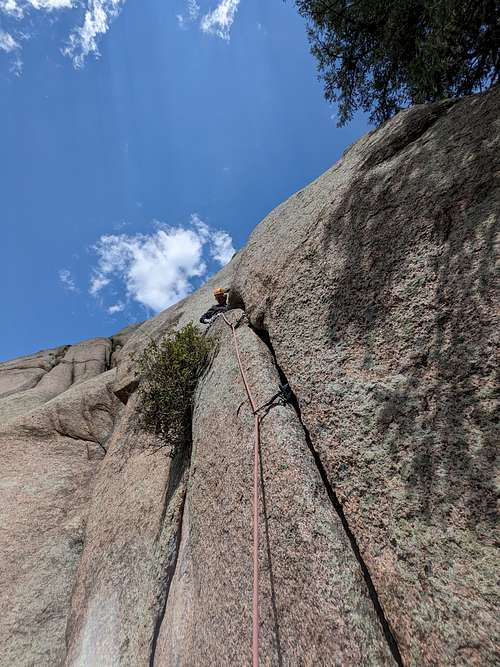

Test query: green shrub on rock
[137,323,213,456]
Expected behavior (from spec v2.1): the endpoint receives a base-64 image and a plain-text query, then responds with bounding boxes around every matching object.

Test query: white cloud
[29,0,73,10]
[201,0,240,41]
[211,229,235,264]
[0,0,74,22]
[90,216,235,312]
[0,0,125,70]
[10,51,22,75]
[89,273,110,295]
[187,0,200,20]
[177,0,199,29]
[0,0,24,18]
[188,214,234,263]
[189,212,209,240]
[62,0,126,68]
[0,29,20,52]
[108,302,124,314]
[59,268,78,292]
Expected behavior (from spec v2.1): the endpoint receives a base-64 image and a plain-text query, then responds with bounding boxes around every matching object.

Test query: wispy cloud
[89,273,110,296]
[107,301,125,314]
[89,215,235,312]
[1,0,242,72]
[201,0,240,41]
[0,29,20,52]
[59,268,78,292]
[177,0,200,29]
[0,0,74,22]
[62,0,126,68]
[0,1,24,18]
[0,0,126,69]
[30,0,73,10]
[210,229,235,264]
[187,0,200,20]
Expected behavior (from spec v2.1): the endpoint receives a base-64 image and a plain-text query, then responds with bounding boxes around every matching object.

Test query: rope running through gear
[222,313,260,667]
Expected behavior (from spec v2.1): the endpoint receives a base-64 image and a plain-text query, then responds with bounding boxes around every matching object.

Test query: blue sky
[0,0,369,361]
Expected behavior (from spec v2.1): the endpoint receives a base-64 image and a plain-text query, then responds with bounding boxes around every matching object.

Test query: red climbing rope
[222,313,260,667]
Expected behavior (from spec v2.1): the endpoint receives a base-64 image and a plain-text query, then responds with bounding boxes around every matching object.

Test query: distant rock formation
[1,86,498,666]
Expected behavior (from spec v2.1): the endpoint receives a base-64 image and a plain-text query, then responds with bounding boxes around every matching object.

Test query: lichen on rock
[1,86,498,666]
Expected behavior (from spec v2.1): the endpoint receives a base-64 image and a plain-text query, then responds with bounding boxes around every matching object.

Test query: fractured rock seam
[253,325,404,667]
[149,491,187,667]
[52,427,107,455]
[149,440,193,667]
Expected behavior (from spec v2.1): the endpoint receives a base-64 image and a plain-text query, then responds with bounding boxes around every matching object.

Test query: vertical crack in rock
[149,492,187,667]
[251,325,404,667]
[149,442,191,667]
[105,338,113,371]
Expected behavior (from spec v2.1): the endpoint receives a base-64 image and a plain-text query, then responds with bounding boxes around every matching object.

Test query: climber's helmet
[214,287,227,305]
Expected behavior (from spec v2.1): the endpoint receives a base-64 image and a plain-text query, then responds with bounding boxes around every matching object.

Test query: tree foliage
[136,323,213,456]
[295,0,500,125]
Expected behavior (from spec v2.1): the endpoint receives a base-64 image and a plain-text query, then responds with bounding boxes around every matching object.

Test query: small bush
[136,323,213,456]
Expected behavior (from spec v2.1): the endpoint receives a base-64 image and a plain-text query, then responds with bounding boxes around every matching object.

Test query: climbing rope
[221,313,260,667]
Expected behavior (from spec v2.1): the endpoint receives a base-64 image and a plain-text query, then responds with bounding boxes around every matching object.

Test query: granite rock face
[1,88,498,666]
[231,86,500,665]
[153,311,395,666]
[64,390,188,667]
[0,370,122,667]
[0,326,138,667]
[0,324,140,424]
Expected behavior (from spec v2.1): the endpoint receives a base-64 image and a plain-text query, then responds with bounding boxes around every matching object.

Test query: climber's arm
[200,304,229,324]
[200,306,216,324]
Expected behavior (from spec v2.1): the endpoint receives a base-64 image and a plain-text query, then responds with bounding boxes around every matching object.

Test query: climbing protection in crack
[1,85,498,667]
[251,324,404,666]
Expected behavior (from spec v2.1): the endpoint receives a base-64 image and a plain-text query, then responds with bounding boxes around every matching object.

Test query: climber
[199,287,230,324]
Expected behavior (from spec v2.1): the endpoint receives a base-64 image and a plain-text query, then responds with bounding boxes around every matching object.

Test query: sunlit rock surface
[1,87,498,666]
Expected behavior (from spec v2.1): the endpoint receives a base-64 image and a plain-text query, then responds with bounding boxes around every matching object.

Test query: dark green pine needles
[296,0,500,126]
